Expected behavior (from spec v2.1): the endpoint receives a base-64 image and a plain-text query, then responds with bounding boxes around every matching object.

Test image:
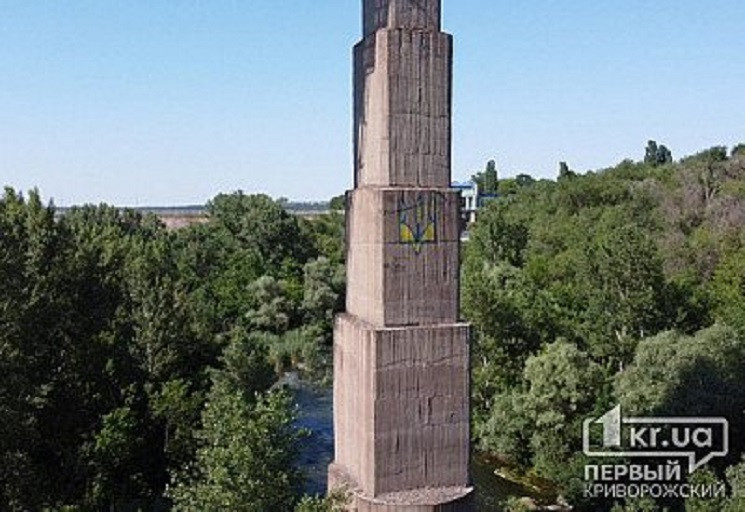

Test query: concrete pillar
[330,1,472,510]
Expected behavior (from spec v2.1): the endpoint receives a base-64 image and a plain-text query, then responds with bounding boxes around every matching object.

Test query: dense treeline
[0,189,345,511]
[465,144,745,511]
[2,142,744,511]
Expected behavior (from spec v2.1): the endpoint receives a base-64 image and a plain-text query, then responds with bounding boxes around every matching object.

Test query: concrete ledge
[329,462,474,512]
[357,487,474,510]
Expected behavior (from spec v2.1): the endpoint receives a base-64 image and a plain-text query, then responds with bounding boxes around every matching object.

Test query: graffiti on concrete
[398,193,438,253]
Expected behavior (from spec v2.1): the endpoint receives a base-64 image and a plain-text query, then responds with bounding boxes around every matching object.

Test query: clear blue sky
[1,1,744,206]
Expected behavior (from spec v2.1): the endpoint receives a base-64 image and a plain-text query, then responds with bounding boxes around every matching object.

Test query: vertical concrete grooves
[355,30,452,188]
[386,30,452,187]
[331,316,471,507]
[373,324,470,494]
[331,1,472,510]
[332,316,378,493]
[354,35,378,188]
[354,33,390,188]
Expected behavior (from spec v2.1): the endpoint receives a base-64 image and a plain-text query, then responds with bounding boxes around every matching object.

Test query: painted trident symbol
[398,194,438,254]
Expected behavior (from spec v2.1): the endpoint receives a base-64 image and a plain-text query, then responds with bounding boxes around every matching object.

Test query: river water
[291,377,525,511]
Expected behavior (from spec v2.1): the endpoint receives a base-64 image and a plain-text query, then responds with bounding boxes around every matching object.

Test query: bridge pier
[329,2,472,510]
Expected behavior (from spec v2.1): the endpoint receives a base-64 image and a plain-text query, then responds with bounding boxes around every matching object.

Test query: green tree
[305,211,345,264]
[168,385,303,512]
[464,262,556,393]
[168,330,300,511]
[294,491,349,512]
[522,341,604,484]
[580,219,669,363]
[559,161,577,180]
[515,173,536,187]
[478,340,604,500]
[645,140,673,166]
[88,404,145,505]
[711,247,745,336]
[0,188,69,509]
[151,379,205,473]
[473,159,500,195]
[328,194,346,212]
[685,467,729,512]
[725,457,745,511]
[466,202,529,267]
[616,325,745,469]
[244,275,293,333]
[302,257,345,329]
[207,192,313,276]
[476,388,532,466]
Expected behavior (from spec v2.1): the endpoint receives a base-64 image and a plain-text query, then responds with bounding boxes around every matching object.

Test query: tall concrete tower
[328,1,473,510]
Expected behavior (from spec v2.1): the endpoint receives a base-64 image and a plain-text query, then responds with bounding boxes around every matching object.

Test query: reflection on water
[291,377,527,510]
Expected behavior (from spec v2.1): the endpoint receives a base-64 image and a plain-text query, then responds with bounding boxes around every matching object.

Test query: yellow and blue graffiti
[398,194,438,254]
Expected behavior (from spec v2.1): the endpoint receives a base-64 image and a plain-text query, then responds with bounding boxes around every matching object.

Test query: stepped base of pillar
[329,463,474,512]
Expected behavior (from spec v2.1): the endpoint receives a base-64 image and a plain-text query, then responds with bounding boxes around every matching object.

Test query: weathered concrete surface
[332,315,470,496]
[331,1,471,510]
[345,188,461,327]
[330,314,473,510]
[354,28,452,187]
